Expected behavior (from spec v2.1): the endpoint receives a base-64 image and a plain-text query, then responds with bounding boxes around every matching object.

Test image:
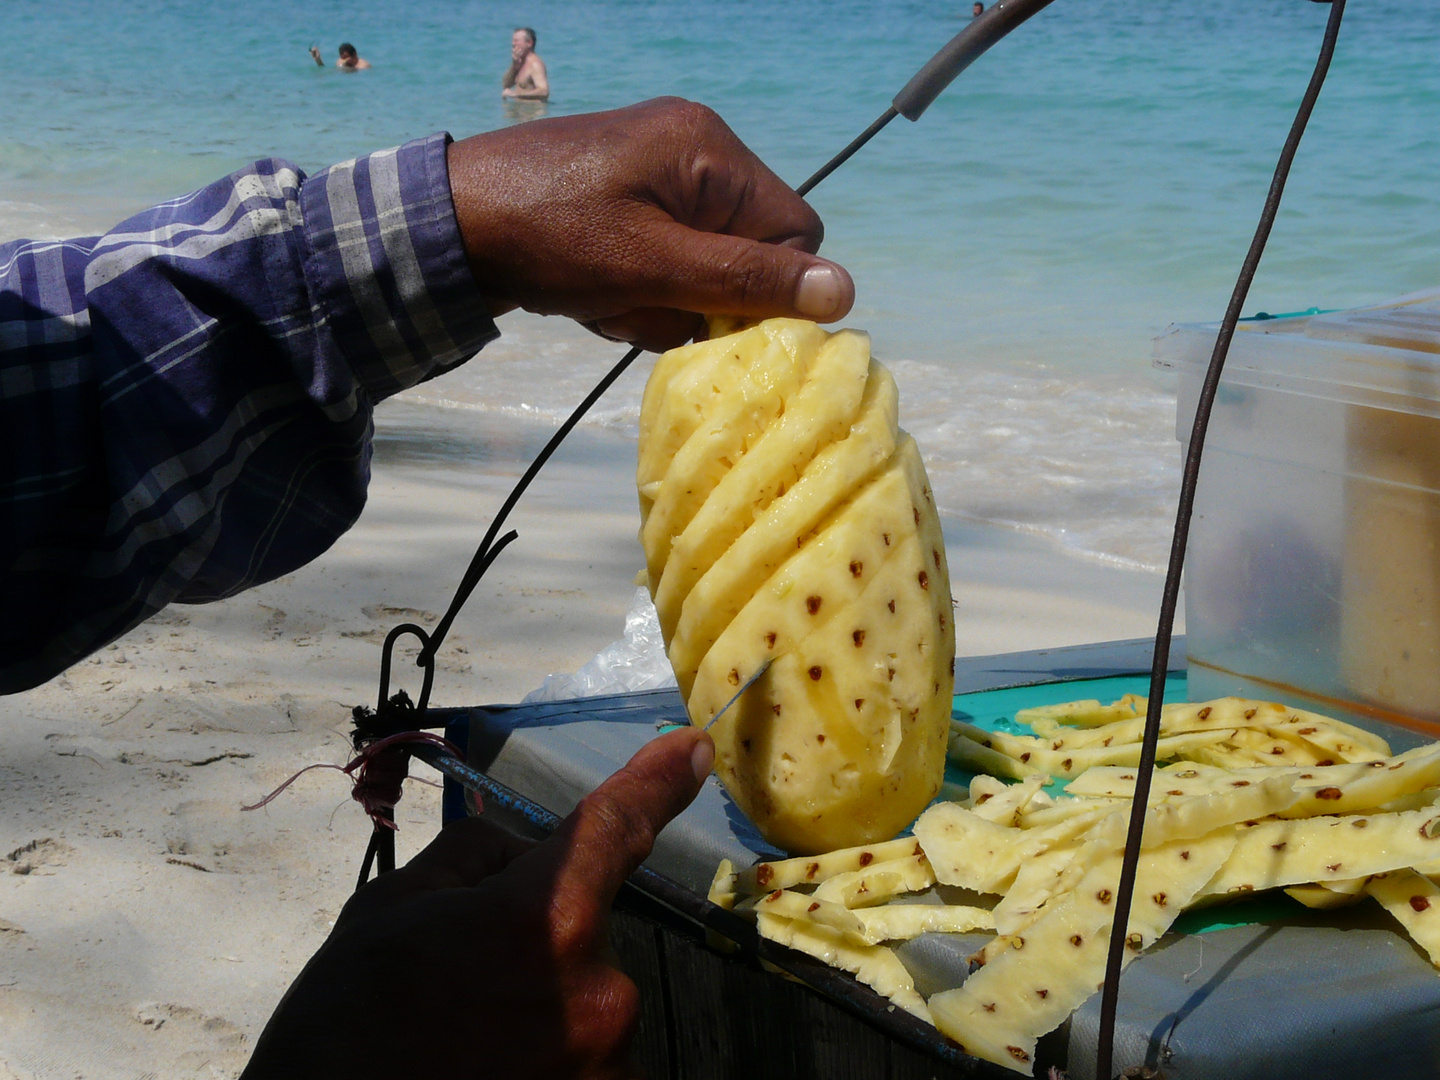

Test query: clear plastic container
[1154,288,1440,736]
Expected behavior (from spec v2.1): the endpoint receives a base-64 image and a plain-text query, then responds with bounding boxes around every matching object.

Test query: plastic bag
[522,587,678,703]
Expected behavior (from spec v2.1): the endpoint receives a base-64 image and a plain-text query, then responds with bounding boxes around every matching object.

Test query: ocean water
[5,0,1439,570]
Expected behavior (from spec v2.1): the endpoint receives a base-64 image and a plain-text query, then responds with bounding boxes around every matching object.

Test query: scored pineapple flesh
[639,322,816,594]
[652,328,870,643]
[638,319,955,854]
[666,360,899,693]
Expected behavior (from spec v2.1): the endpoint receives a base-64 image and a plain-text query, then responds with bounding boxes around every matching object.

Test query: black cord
[356,828,380,890]
[419,344,644,664]
[797,108,899,197]
[1094,3,1346,1076]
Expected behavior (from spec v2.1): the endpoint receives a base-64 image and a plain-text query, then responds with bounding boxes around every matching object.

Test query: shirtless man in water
[502,27,548,100]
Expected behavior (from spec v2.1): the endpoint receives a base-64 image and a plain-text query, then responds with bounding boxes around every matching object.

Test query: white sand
[0,322,1175,1078]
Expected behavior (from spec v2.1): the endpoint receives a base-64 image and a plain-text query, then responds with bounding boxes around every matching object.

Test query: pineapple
[638,319,955,853]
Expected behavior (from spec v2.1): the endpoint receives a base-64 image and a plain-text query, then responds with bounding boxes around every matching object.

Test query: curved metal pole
[893,0,1060,121]
[1095,3,1347,1076]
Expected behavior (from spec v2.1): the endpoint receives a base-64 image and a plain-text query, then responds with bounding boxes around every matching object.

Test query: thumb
[639,223,854,323]
[517,726,714,924]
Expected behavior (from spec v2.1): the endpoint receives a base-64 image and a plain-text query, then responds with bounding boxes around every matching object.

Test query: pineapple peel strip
[1200,806,1440,898]
[928,831,1236,1075]
[852,903,996,944]
[735,836,922,895]
[756,912,932,1023]
[953,695,1391,785]
[1367,870,1440,969]
[812,854,937,907]
[1013,695,1389,756]
[968,774,1047,826]
[736,888,865,936]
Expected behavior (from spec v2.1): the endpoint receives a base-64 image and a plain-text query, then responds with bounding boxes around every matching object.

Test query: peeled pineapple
[638,319,955,854]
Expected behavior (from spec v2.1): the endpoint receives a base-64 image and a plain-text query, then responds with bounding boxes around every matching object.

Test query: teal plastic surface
[945,672,1189,792]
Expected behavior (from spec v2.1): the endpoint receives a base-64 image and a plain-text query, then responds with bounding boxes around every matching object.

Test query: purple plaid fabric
[0,133,497,692]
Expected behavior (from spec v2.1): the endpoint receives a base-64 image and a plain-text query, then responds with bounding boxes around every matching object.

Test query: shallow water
[5,0,1438,569]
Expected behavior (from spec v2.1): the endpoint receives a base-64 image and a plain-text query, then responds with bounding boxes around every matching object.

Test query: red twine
[242,731,466,830]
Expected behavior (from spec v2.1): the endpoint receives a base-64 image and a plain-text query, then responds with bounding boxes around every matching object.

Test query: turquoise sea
[4,0,1439,570]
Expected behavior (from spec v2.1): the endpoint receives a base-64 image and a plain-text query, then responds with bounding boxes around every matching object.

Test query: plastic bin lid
[1154,286,1440,418]
[1306,303,1440,354]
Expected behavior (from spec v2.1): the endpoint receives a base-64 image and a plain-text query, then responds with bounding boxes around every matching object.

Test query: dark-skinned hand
[241,727,715,1080]
[447,96,855,351]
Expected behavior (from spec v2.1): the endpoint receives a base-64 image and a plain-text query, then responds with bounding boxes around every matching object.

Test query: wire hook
[377,622,435,718]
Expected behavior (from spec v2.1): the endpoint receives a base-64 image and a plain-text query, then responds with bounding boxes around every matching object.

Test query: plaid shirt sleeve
[0,133,498,693]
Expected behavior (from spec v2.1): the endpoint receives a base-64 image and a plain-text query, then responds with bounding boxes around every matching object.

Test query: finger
[564,964,646,1078]
[620,223,854,323]
[587,308,704,352]
[516,727,714,927]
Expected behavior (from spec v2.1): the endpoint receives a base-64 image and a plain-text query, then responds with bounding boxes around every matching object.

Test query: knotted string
[242,729,465,829]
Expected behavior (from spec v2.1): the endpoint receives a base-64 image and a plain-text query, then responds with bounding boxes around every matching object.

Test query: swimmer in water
[502,28,548,101]
[310,43,371,70]
[336,43,371,70]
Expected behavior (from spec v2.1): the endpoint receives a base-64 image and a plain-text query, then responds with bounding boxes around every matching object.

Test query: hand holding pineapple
[243,728,715,1080]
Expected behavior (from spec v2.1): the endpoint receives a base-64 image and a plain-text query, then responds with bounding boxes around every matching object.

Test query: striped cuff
[300,132,498,403]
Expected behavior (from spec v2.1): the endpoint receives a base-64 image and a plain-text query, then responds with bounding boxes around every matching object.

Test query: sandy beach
[0,314,1176,1079]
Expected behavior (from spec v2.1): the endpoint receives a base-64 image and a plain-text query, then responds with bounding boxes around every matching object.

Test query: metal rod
[1094,4,1347,1076]
[703,659,772,730]
[796,108,899,198]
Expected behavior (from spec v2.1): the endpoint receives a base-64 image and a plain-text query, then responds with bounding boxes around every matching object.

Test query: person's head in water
[337,43,371,70]
[972,3,985,15]
[511,27,537,63]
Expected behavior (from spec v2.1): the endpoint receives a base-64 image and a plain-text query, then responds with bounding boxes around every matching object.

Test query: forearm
[506,85,548,99]
[0,134,496,692]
